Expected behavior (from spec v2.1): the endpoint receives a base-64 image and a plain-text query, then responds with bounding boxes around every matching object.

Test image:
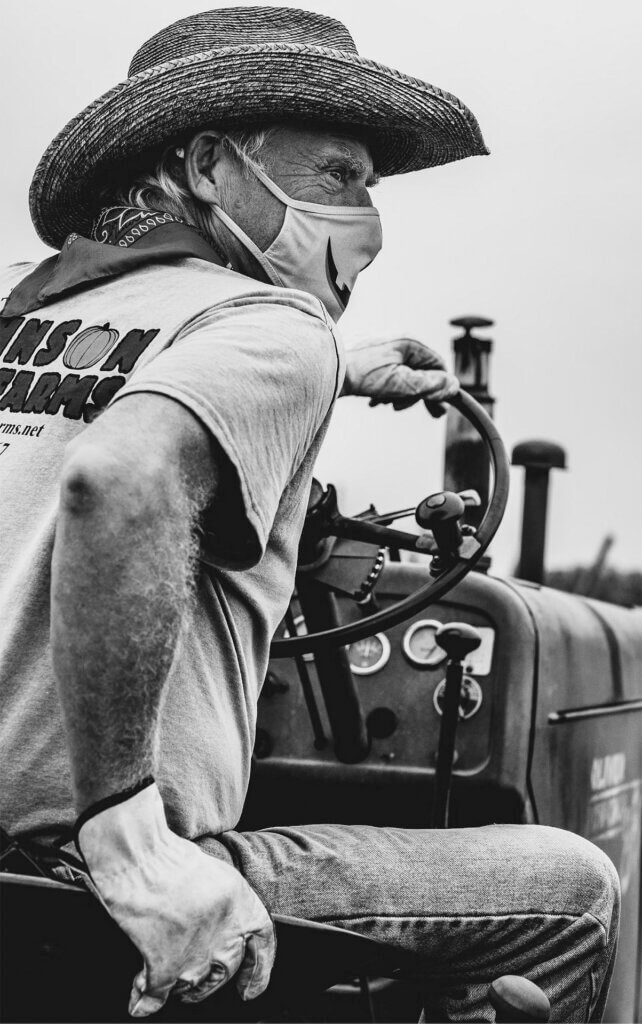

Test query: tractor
[2,318,640,1023]
[242,316,642,1023]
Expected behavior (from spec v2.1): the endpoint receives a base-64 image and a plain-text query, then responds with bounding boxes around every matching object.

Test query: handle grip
[488,976,551,1022]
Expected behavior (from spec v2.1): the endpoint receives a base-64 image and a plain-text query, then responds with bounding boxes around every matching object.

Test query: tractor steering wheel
[270,390,509,658]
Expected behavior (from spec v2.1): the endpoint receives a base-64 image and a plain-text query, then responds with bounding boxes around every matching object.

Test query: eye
[326,166,348,184]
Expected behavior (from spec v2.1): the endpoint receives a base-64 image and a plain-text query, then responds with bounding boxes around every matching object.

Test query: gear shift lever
[431,623,481,828]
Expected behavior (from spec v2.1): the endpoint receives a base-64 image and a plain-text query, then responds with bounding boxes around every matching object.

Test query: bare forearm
[51,455,200,811]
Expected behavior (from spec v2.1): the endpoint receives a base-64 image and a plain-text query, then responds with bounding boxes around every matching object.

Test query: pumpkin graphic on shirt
[63,323,119,369]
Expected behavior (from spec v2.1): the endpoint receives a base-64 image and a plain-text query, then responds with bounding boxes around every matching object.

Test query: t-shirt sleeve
[112,295,342,569]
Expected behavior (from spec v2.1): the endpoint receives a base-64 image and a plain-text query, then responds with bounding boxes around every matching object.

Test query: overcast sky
[2,0,640,576]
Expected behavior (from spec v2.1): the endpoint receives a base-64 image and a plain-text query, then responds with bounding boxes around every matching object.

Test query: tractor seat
[0,872,550,1023]
[0,871,425,1023]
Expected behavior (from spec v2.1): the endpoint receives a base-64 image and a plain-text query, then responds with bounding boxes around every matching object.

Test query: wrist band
[73,775,155,852]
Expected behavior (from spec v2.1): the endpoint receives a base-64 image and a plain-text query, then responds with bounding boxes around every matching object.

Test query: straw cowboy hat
[29,6,489,250]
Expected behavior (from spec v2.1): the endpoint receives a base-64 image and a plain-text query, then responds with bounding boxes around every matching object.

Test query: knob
[416,492,465,563]
[488,975,551,1022]
[434,622,481,663]
[415,491,465,530]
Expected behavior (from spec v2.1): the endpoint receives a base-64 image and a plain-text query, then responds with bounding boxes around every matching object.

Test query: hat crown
[129,6,358,77]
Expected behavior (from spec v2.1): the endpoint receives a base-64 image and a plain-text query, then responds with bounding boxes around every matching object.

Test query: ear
[184,130,228,205]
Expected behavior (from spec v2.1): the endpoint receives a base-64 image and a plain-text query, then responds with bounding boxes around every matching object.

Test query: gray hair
[108,127,275,235]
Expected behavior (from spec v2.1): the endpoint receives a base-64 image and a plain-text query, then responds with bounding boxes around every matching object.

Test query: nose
[361,187,375,209]
[345,183,374,208]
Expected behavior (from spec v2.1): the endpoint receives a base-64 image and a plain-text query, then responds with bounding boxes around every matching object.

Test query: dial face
[348,633,391,676]
[433,676,483,720]
[402,620,447,668]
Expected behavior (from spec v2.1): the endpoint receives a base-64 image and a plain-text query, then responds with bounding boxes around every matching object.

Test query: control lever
[367,490,478,526]
[457,489,482,508]
[283,610,327,752]
[300,483,429,563]
[296,577,370,764]
[431,623,482,828]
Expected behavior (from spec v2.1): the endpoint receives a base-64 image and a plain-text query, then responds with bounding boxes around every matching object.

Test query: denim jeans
[200,822,620,1023]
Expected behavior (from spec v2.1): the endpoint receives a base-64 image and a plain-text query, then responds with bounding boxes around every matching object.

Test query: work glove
[76,780,275,1018]
[342,336,459,413]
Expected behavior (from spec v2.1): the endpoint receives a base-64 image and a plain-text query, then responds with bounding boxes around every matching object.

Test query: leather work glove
[76,780,275,1017]
[342,336,459,413]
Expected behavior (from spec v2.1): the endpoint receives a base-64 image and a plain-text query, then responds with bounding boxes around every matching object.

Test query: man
[0,7,619,1021]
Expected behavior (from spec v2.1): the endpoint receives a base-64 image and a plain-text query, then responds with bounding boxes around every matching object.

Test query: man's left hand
[341,337,459,413]
[77,783,275,1017]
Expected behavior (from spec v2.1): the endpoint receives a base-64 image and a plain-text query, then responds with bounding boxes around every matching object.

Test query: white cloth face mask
[210,156,383,322]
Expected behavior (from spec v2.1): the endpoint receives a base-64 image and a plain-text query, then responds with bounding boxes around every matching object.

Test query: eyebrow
[324,144,380,187]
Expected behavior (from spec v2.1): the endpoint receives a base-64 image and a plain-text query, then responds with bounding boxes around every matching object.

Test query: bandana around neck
[1,206,226,318]
[91,206,188,247]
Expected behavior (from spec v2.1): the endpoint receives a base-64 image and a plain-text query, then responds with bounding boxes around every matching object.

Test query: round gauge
[402,620,447,668]
[348,633,391,676]
[433,676,483,720]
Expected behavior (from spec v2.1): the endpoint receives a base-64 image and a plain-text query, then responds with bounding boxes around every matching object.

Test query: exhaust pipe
[512,440,567,583]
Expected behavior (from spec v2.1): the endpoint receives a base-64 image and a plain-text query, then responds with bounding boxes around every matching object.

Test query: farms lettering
[0,316,159,422]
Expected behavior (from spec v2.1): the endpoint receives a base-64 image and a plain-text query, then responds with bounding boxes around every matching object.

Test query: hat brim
[30,43,489,249]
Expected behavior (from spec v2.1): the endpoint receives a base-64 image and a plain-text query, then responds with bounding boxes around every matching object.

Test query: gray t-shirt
[0,256,343,841]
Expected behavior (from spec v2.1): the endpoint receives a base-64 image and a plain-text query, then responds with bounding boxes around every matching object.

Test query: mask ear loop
[252,163,381,218]
[224,136,379,218]
[208,204,287,287]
